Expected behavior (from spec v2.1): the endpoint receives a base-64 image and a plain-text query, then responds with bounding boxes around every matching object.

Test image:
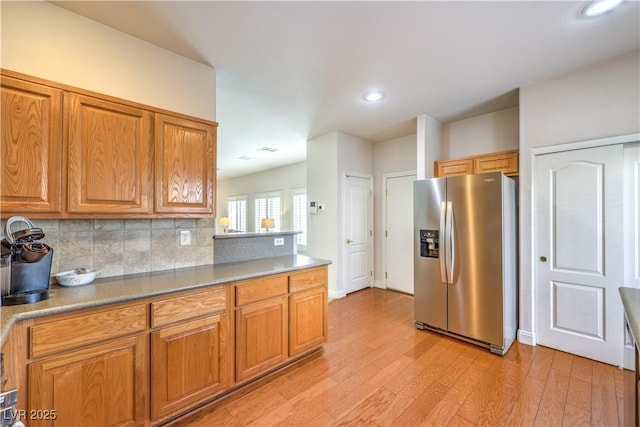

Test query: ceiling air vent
[257,147,278,153]
[237,155,252,160]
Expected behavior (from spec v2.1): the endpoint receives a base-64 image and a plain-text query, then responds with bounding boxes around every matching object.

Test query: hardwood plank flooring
[180,288,624,426]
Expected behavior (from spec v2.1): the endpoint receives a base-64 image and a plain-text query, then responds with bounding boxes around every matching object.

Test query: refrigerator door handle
[439,201,447,284]
[447,202,455,281]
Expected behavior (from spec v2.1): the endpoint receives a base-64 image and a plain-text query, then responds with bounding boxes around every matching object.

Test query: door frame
[341,171,374,296]
[530,132,640,364]
[381,170,416,290]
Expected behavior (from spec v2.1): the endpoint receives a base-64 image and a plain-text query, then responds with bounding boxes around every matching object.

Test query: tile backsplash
[1,218,215,278]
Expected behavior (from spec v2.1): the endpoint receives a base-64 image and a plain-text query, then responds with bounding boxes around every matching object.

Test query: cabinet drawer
[30,304,147,358]
[151,287,226,328]
[289,267,328,293]
[235,275,288,306]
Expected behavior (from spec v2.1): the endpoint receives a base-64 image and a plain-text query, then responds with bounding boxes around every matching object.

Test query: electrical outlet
[179,230,191,246]
[274,237,284,246]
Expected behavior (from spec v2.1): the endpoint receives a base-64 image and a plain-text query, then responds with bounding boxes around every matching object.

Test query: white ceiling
[52,1,640,179]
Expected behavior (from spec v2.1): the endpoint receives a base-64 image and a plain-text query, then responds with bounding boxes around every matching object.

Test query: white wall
[417,114,442,179]
[0,1,218,277]
[518,52,640,344]
[307,132,339,296]
[216,162,306,232]
[307,132,374,299]
[373,134,417,285]
[442,107,519,158]
[0,1,215,121]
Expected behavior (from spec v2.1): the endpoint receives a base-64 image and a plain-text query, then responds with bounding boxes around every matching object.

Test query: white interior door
[384,173,416,294]
[535,144,624,366]
[344,174,372,294]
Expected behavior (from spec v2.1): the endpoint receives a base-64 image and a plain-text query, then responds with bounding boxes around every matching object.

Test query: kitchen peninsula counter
[0,254,330,346]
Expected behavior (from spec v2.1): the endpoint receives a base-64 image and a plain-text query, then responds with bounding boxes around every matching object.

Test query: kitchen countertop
[0,254,330,346]
[620,287,640,348]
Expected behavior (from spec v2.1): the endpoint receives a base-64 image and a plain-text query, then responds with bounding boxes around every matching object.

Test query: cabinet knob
[540,256,547,262]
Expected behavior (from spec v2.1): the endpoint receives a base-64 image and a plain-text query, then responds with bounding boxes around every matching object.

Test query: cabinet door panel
[473,150,518,176]
[289,286,328,357]
[235,296,288,382]
[435,158,473,177]
[1,76,62,214]
[67,93,152,213]
[151,315,228,421]
[155,113,215,214]
[29,335,146,427]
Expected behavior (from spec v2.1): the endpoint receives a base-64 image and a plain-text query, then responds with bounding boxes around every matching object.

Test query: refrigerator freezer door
[414,178,447,330]
[445,172,505,346]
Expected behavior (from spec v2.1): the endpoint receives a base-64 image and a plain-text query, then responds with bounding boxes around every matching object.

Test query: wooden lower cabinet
[235,295,288,382]
[150,314,228,422]
[28,335,147,427]
[289,285,328,357]
[16,266,328,425]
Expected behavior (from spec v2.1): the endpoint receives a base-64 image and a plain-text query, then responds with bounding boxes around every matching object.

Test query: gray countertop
[0,255,330,346]
[620,287,640,348]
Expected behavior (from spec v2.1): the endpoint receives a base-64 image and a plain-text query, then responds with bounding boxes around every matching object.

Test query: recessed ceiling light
[257,147,278,153]
[237,155,252,161]
[363,90,385,103]
[582,0,623,17]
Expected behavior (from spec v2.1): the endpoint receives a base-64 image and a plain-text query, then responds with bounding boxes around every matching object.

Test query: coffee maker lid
[4,216,45,245]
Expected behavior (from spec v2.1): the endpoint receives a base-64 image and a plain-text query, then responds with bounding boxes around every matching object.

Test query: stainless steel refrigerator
[414,171,517,355]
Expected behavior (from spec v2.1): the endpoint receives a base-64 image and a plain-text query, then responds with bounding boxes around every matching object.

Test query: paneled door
[535,144,624,366]
[343,174,372,294]
[384,172,416,294]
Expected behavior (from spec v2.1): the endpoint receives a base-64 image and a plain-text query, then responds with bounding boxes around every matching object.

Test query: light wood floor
[181,288,624,426]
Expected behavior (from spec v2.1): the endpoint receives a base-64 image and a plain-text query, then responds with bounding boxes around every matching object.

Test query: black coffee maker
[1,216,53,305]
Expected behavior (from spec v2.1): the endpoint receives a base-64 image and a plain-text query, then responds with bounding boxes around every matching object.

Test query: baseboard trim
[374,280,386,289]
[517,329,536,346]
[329,289,347,300]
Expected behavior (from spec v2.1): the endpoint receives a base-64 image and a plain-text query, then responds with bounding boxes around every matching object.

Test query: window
[227,195,247,232]
[292,188,307,247]
[254,191,282,232]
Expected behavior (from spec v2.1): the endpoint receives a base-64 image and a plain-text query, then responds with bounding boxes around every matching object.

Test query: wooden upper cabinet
[434,149,519,177]
[66,93,152,214]
[473,150,518,176]
[434,158,473,178]
[0,76,63,214]
[154,113,216,215]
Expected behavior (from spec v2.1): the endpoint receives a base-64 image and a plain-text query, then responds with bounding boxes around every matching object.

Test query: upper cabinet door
[473,150,518,176]
[67,93,152,214]
[1,76,63,214]
[154,113,216,215]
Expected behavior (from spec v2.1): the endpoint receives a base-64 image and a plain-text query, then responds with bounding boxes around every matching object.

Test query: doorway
[534,138,639,367]
[342,173,373,294]
[383,172,416,294]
